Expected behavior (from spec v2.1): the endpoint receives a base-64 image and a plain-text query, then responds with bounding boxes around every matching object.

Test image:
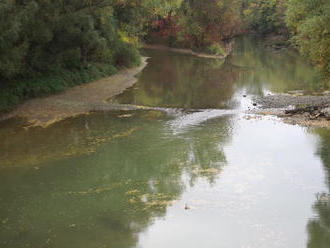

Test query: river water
[0,37,329,248]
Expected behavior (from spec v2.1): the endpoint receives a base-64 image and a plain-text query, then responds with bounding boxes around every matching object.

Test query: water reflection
[230,36,328,94]
[137,117,328,248]
[115,50,238,109]
[115,36,327,112]
[308,129,330,248]
[0,111,232,247]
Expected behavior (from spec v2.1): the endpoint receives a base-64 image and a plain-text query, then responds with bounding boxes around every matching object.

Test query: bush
[243,0,287,35]
[113,43,141,68]
[205,43,226,56]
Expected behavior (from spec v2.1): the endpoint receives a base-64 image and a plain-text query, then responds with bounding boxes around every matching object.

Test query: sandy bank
[0,57,148,127]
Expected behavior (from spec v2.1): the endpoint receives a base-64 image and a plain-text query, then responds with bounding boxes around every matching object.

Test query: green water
[0,37,330,248]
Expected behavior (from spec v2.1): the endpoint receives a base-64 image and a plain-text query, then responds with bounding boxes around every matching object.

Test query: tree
[286,0,330,78]
[176,0,243,50]
[243,0,287,34]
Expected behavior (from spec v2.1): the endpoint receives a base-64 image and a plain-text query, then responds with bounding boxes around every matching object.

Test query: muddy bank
[253,93,330,128]
[0,58,148,128]
[143,44,229,59]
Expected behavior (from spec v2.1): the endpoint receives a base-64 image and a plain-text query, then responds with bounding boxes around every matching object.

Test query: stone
[321,107,330,118]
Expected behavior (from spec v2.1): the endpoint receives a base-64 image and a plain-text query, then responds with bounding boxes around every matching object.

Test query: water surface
[0,37,329,248]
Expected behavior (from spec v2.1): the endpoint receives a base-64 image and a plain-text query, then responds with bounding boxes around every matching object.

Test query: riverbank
[0,57,148,128]
[253,93,330,128]
[143,44,229,59]
[0,65,118,114]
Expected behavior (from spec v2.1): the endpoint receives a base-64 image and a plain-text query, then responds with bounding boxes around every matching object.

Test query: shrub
[113,43,141,68]
[205,43,226,56]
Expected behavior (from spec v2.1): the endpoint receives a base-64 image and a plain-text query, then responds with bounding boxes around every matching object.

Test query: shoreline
[1,53,329,130]
[143,44,229,59]
[252,93,330,129]
[0,57,149,128]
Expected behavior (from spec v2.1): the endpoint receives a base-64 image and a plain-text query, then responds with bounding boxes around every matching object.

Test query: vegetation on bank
[0,64,118,112]
[148,0,329,81]
[243,0,329,82]
[286,0,330,79]
[0,0,329,112]
[0,0,167,112]
[148,0,243,56]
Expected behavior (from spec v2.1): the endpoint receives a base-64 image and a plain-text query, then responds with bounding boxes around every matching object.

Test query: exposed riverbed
[0,36,329,248]
[0,58,148,127]
[254,93,330,128]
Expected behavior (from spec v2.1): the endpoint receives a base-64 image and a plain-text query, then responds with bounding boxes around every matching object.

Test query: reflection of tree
[180,117,231,185]
[307,129,330,248]
[116,49,238,109]
[117,37,327,112]
[229,36,326,95]
[0,110,232,248]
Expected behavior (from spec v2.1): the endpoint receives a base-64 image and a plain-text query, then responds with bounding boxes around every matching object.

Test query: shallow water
[0,37,329,248]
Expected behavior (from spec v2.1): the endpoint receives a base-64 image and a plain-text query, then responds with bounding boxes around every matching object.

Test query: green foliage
[0,0,143,83]
[286,0,330,78]
[0,0,35,79]
[0,0,159,111]
[113,43,142,67]
[243,0,287,34]
[205,43,226,56]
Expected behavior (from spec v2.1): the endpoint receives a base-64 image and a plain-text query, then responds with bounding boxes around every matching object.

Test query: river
[0,36,329,248]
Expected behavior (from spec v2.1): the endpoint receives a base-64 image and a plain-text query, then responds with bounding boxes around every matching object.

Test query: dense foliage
[0,0,141,83]
[149,0,244,55]
[242,0,287,34]
[0,0,176,111]
[177,0,242,51]
[286,0,330,79]
[242,0,329,81]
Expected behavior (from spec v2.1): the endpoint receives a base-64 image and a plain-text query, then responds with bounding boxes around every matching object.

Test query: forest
[0,0,329,112]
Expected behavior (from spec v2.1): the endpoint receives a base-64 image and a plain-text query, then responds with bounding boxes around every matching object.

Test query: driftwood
[285,106,320,115]
[285,104,330,120]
